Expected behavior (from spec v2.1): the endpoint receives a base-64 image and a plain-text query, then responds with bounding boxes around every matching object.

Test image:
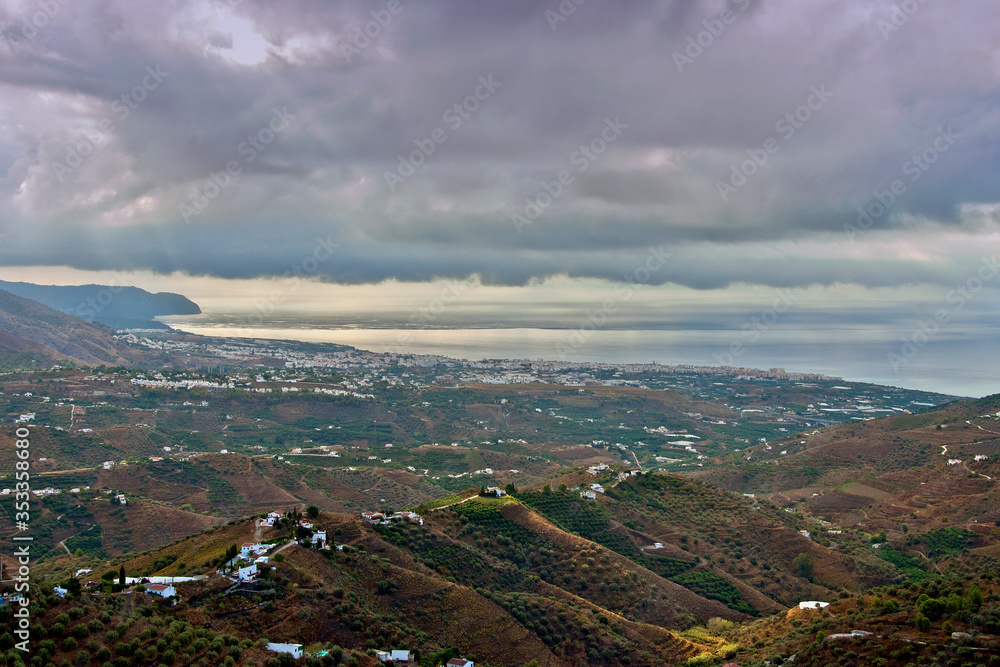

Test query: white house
[485,486,507,497]
[798,600,829,610]
[447,659,474,667]
[146,583,176,598]
[237,564,257,582]
[267,643,303,659]
[652,542,663,549]
[581,490,597,500]
[260,517,275,527]
[53,586,68,598]
[391,511,424,525]
[590,483,605,494]
[240,543,266,558]
[376,649,412,662]
[310,531,327,547]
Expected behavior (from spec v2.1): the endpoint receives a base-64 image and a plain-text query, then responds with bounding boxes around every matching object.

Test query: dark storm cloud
[1,0,998,289]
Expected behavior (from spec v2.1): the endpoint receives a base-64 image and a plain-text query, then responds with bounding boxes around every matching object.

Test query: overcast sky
[1,0,1000,387]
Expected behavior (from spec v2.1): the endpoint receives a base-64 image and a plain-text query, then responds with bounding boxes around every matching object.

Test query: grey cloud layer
[0,0,997,288]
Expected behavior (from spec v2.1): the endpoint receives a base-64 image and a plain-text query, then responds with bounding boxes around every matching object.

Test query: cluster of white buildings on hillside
[361,510,424,526]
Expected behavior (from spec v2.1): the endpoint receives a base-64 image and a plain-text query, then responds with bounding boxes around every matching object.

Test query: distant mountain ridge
[0,288,147,368]
[0,280,200,329]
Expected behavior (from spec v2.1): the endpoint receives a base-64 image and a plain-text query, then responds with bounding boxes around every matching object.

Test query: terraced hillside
[34,505,720,667]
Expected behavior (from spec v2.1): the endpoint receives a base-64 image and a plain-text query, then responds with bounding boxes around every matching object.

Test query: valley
[0,294,997,666]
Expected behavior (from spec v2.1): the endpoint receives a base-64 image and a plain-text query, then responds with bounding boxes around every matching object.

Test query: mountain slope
[0,279,200,329]
[694,394,1000,531]
[0,288,146,366]
[47,510,713,667]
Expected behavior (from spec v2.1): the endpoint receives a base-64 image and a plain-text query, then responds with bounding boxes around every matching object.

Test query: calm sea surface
[159,314,1000,398]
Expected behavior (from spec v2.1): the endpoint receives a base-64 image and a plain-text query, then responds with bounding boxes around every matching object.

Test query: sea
[158,313,1000,399]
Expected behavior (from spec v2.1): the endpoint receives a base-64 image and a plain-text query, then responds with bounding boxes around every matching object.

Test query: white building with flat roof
[267,643,303,659]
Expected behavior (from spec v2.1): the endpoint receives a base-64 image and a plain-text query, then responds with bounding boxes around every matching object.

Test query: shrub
[375,579,398,595]
[793,553,814,579]
[706,617,734,633]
